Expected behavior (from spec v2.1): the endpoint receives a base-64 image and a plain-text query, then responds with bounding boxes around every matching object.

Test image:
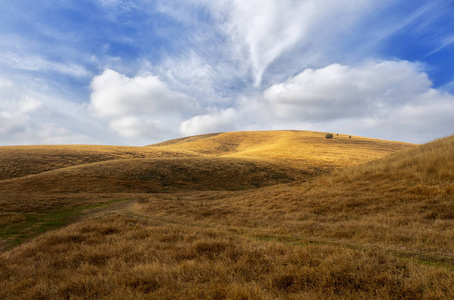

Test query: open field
[3,130,454,299]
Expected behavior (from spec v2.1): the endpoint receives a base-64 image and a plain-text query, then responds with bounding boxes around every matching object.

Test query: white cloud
[1,1,453,146]
[180,60,454,143]
[89,69,202,141]
[180,108,241,137]
[0,80,42,139]
[201,0,373,86]
[0,76,105,145]
[262,61,431,121]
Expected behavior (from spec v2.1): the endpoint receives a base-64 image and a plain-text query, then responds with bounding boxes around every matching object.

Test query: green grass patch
[0,198,129,250]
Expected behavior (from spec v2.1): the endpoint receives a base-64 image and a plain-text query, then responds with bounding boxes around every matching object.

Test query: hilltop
[149,130,411,169]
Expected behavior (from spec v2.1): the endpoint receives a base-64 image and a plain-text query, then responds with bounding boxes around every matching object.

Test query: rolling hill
[0,130,412,213]
[3,131,454,299]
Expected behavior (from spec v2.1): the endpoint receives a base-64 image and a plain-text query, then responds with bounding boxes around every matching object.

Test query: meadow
[1,130,453,299]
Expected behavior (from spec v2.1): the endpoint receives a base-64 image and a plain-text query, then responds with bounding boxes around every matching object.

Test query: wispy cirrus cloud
[0,53,91,78]
[158,0,376,87]
[210,0,374,86]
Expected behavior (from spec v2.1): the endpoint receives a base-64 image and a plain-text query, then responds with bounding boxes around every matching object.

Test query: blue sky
[0,0,453,145]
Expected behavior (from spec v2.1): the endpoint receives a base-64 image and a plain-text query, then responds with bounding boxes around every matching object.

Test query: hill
[0,130,413,231]
[4,131,454,299]
[0,131,412,182]
[129,133,454,298]
[139,133,454,253]
[0,130,412,214]
[149,130,412,171]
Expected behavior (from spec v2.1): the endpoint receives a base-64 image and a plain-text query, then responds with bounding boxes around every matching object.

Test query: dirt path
[79,199,137,221]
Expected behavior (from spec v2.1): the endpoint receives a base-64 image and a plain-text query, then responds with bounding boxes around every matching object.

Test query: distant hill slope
[0,145,196,181]
[150,130,414,170]
[0,157,308,196]
[0,131,413,199]
[329,133,454,187]
[0,131,413,182]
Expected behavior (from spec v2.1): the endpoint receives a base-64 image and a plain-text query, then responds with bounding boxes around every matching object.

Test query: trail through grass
[126,203,454,272]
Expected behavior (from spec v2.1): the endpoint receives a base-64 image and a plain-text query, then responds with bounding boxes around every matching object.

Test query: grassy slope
[139,134,454,254]
[0,157,308,195]
[150,131,411,170]
[0,145,197,180]
[4,131,454,299]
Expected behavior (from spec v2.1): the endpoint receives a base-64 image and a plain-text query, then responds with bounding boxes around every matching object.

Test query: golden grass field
[2,130,454,299]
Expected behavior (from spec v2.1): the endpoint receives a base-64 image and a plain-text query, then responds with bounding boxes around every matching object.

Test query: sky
[1,0,454,146]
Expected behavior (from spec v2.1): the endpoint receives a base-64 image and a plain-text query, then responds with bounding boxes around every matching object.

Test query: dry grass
[0,157,308,194]
[332,133,454,185]
[0,144,196,180]
[3,130,454,299]
[1,214,453,299]
[135,134,454,255]
[150,130,412,171]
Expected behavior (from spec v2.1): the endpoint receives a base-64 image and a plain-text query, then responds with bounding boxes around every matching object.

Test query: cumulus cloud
[0,79,42,139]
[181,60,454,143]
[2,1,453,146]
[262,61,431,121]
[89,69,201,141]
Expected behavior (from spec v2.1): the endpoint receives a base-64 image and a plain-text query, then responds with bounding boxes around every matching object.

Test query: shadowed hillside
[0,157,308,195]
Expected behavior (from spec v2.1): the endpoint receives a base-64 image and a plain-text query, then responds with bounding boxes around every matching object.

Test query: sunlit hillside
[3,131,454,299]
[150,130,411,171]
